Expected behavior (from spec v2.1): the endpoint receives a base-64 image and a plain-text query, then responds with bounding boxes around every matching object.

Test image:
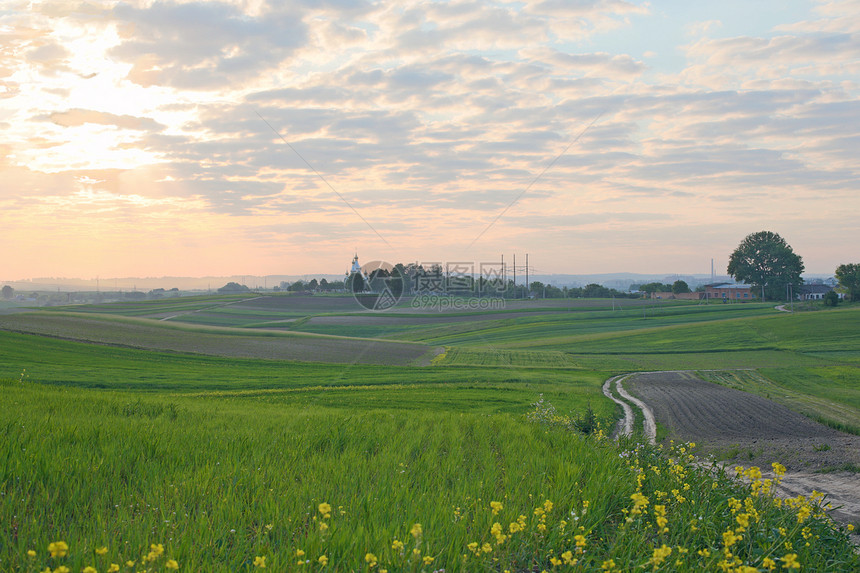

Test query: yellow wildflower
[723,529,741,548]
[601,559,616,570]
[772,462,786,476]
[481,542,492,554]
[56,567,70,573]
[48,541,69,558]
[296,549,305,558]
[763,557,777,570]
[392,539,404,552]
[319,522,329,532]
[490,501,503,515]
[423,556,434,565]
[781,553,800,569]
[543,499,554,513]
[107,565,120,573]
[28,550,37,558]
[150,544,164,557]
[649,545,672,567]
[125,561,135,568]
[654,504,668,532]
[318,502,332,518]
[561,551,576,566]
[365,553,378,567]
[848,524,855,532]
[574,534,587,548]
[82,567,97,573]
[630,492,649,515]
[166,559,179,570]
[411,523,422,538]
[318,556,328,567]
[96,547,108,556]
[253,556,266,568]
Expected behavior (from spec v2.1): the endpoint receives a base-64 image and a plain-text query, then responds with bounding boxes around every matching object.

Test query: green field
[2,296,859,570]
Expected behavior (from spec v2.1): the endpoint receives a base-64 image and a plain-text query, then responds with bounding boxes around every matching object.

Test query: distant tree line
[629,281,692,295]
[275,278,346,292]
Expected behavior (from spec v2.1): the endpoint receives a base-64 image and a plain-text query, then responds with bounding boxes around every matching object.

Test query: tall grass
[1,382,856,571]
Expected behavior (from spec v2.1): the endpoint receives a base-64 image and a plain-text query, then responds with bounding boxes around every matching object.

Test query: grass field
[2,296,859,570]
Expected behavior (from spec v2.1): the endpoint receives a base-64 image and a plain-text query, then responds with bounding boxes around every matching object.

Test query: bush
[823,290,840,306]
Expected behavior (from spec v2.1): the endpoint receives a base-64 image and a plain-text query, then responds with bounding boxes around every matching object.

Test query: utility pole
[525,253,529,297]
[513,253,516,298]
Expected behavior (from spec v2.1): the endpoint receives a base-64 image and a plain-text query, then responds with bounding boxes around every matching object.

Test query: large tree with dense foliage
[672,280,691,294]
[835,263,860,302]
[1,285,13,299]
[727,231,804,301]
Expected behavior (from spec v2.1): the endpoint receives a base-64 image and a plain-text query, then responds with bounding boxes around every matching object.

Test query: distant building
[704,282,755,301]
[348,253,362,275]
[798,284,842,301]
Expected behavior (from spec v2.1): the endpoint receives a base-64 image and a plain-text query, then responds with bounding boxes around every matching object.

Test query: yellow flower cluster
[35,541,180,573]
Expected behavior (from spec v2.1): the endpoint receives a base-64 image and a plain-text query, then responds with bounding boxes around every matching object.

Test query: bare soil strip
[616,376,656,444]
[603,374,634,438]
[603,374,656,443]
[625,371,860,533]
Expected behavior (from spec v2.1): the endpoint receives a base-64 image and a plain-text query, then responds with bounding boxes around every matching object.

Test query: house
[797,284,842,301]
[704,282,755,301]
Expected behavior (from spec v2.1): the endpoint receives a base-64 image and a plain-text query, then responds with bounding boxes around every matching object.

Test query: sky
[1,0,858,280]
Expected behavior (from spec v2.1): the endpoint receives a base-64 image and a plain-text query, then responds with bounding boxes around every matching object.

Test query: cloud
[48,108,165,131]
[110,1,310,89]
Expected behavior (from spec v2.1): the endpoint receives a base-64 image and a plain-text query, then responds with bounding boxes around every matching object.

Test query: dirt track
[624,371,860,533]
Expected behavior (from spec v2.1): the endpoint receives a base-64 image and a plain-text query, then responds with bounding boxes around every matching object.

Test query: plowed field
[626,371,860,532]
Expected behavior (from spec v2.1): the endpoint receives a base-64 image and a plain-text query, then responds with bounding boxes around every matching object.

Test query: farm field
[2,295,860,570]
[0,312,436,366]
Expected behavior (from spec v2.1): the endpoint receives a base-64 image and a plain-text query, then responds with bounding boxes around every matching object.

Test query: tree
[672,280,691,294]
[217,282,250,293]
[1,285,13,299]
[638,282,672,294]
[835,263,860,302]
[823,290,840,307]
[348,272,365,293]
[727,231,804,301]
